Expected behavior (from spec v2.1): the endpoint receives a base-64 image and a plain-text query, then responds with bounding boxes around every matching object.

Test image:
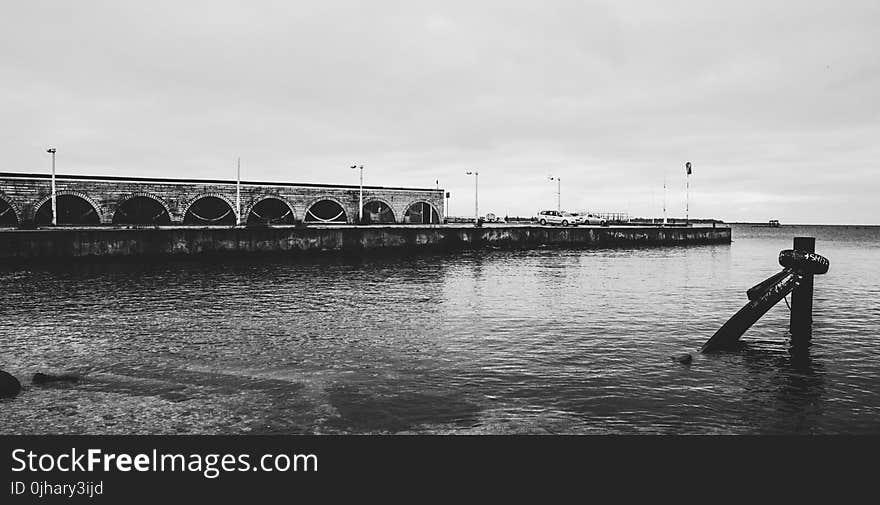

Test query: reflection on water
[737,342,826,434]
[1,224,879,434]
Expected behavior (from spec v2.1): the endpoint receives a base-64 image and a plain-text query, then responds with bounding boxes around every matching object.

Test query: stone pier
[0,225,731,260]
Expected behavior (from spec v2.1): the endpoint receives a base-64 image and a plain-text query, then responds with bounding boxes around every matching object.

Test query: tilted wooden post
[700,270,800,352]
[701,239,827,353]
[790,237,816,344]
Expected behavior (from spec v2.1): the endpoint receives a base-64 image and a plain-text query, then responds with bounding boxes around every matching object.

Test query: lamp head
[47,148,56,154]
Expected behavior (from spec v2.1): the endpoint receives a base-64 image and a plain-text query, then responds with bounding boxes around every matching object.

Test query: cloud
[1,0,877,223]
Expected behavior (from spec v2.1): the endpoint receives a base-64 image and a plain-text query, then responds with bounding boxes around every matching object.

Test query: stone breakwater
[0,225,731,260]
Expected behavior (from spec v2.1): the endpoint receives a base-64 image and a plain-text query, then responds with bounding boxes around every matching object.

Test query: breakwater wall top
[0,225,731,261]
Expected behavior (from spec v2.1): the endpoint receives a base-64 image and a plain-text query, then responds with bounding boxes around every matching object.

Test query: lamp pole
[350,164,364,224]
[465,170,479,221]
[548,176,561,212]
[685,161,692,226]
[236,157,241,226]
[47,148,57,226]
[663,175,667,225]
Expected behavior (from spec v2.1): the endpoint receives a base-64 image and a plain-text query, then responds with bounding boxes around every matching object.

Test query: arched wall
[182,193,239,224]
[402,200,441,224]
[302,196,352,224]
[244,195,298,223]
[361,197,397,223]
[113,192,174,224]
[0,174,445,226]
[32,190,105,224]
[0,193,21,226]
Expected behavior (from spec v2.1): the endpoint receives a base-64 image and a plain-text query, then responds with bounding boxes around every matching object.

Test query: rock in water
[0,370,22,398]
[673,353,693,365]
[32,372,80,384]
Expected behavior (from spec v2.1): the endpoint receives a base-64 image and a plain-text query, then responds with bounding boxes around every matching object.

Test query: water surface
[1,224,878,434]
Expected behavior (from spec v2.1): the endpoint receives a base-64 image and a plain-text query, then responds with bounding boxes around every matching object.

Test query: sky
[2,0,878,224]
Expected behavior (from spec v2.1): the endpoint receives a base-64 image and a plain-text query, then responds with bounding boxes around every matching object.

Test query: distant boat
[768,220,780,227]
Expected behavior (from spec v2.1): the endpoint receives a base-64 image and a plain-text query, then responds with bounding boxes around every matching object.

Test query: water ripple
[1,224,878,434]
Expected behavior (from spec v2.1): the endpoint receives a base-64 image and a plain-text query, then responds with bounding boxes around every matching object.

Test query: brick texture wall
[0,175,445,226]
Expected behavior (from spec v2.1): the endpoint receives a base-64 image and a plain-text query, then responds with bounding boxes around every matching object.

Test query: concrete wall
[0,226,731,260]
[0,173,445,226]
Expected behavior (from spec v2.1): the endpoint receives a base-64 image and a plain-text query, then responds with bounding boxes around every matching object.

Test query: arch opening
[247,198,295,226]
[184,196,235,226]
[0,198,18,227]
[34,195,100,226]
[113,196,171,225]
[404,202,440,224]
[361,200,395,224]
[304,199,347,223]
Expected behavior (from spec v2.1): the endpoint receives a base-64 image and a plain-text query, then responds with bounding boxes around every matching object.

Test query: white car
[536,210,577,226]
[570,212,607,226]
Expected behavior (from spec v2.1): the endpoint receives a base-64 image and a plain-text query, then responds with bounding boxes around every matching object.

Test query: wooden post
[701,239,827,353]
[790,237,815,344]
[701,270,799,352]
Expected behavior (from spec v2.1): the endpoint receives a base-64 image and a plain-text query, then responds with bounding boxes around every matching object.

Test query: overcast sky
[2,0,878,224]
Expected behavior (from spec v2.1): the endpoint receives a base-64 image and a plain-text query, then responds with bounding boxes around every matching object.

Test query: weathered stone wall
[0,173,445,226]
[0,225,732,260]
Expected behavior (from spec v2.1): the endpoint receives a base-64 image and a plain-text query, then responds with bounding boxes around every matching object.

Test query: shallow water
[1,224,878,434]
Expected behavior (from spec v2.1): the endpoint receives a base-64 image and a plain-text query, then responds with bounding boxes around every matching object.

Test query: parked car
[536,210,577,226]
[570,212,607,226]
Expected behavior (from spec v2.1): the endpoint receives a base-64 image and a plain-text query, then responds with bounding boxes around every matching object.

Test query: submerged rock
[0,370,22,398]
[673,353,693,365]
[32,372,80,384]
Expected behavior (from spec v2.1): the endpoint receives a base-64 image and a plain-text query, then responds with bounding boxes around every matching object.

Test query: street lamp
[236,157,241,226]
[465,170,479,222]
[47,148,57,226]
[435,178,448,223]
[685,161,692,226]
[548,176,561,212]
[350,164,363,224]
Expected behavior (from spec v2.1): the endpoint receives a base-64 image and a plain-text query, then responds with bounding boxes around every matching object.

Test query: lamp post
[350,164,363,223]
[685,161,692,226]
[435,179,447,223]
[663,175,668,226]
[465,170,479,222]
[236,157,241,226]
[548,176,561,212]
[46,148,57,226]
